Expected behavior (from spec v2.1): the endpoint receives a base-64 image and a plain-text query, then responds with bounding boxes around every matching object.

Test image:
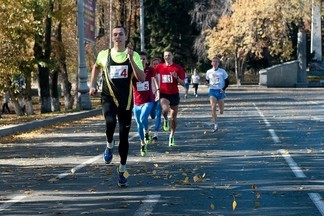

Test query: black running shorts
[160,93,180,106]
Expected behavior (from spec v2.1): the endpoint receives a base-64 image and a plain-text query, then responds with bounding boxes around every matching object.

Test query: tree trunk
[55,19,74,110]
[234,48,241,85]
[39,65,51,113]
[8,90,24,116]
[24,71,35,115]
[50,70,60,112]
[35,0,53,113]
[11,100,24,116]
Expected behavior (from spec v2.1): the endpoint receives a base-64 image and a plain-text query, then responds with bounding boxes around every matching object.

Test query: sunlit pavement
[0,85,323,215]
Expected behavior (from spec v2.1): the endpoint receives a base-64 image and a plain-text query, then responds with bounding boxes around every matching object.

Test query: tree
[51,0,76,110]
[190,0,234,63]
[32,0,53,113]
[204,0,312,84]
[144,0,196,69]
[0,0,36,116]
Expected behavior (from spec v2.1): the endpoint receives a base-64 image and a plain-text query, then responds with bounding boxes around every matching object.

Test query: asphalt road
[0,86,323,215]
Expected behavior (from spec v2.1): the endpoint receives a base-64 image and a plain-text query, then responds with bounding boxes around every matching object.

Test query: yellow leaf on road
[123,170,129,179]
[210,203,215,210]
[183,177,190,185]
[232,200,237,211]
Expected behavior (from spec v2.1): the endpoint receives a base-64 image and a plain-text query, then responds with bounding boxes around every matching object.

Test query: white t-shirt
[191,74,200,84]
[206,67,228,90]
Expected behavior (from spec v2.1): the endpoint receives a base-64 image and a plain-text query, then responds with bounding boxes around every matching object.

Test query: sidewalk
[0,109,101,138]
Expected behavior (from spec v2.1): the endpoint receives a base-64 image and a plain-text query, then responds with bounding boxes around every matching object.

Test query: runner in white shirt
[191,69,200,97]
[205,56,229,132]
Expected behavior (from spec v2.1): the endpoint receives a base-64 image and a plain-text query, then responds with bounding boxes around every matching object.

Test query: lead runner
[89,25,145,187]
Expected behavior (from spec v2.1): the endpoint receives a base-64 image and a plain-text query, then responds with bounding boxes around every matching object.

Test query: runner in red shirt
[155,50,186,146]
[132,52,159,156]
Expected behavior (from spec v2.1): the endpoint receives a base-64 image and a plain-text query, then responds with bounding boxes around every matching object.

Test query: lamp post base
[78,92,92,110]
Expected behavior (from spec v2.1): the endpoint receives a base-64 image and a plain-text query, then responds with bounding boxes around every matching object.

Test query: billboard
[84,0,96,42]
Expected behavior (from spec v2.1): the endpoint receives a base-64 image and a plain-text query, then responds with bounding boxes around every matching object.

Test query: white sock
[107,141,114,149]
[119,164,126,172]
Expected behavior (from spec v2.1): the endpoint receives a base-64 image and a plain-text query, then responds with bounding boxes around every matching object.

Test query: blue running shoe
[117,167,128,187]
[103,147,113,164]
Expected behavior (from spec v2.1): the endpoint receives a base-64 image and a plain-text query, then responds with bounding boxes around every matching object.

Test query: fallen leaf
[232,200,237,211]
[193,175,202,183]
[106,170,113,175]
[183,177,190,185]
[123,170,129,179]
[254,201,261,208]
[210,203,215,210]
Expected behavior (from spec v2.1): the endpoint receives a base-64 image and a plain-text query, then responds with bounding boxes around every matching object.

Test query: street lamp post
[77,0,92,110]
[310,0,322,61]
[140,0,144,51]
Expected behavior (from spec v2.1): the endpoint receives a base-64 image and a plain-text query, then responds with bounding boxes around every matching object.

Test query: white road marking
[133,194,161,216]
[278,149,306,178]
[0,132,142,211]
[48,155,102,183]
[308,193,324,216]
[254,103,324,215]
[269,129,280,143]
[253,104,271,127]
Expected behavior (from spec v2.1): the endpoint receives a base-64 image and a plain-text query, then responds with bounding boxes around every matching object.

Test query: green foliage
[144,0,197,68]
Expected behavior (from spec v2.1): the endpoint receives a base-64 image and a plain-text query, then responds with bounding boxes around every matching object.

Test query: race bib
[136,81,150,91]
[110,65,128,79]
[210,75,220,85]
[161,74,173,83]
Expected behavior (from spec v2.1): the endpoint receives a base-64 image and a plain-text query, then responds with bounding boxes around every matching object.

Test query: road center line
[308,193,324,216]
[133,194,161,216]
[278,149,306,178]
[268,129,280,144]
[254,103,324,215]
[253,104,271,127]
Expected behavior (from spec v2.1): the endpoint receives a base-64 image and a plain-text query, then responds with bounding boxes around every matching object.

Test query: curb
[0,109,102,138]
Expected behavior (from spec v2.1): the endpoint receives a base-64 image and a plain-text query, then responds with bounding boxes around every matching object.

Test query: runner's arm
[222,77,229,92]
[127,48,145,82]
[89,63,100,95]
